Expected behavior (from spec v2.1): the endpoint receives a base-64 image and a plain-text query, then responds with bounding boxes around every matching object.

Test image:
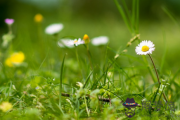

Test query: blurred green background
[0,1,180,118]
[0,0,180,80]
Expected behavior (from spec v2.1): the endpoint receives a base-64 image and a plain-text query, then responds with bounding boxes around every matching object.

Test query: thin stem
[142,55,156,82]
[8,25,12,34]
[59,54,66,114]
[75,47,84,78]
[148,54,168,102]
[148,54,160,84]
[85,44,93,70]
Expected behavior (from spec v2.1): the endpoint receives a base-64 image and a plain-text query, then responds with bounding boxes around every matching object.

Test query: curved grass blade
[59,54,67,114]
[114,0,132,33]
[83,70,94,89]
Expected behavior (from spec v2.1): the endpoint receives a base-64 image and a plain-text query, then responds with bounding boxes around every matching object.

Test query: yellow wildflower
[34,14,43,23]
[5,52,25,67]
[0,102,13,112]
[83,34,90,44]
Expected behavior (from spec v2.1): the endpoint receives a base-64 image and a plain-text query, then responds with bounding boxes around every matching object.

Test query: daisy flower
[58,39,75,48]
[67,38,84,47]
[58,38,84,48]
[135,40,155,55]
[45,23,63,35]
[5,18,14,25]
[91,36,109,46]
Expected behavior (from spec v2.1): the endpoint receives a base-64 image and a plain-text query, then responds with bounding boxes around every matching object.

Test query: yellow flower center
[74,40,78,43]
[141,45,149,52]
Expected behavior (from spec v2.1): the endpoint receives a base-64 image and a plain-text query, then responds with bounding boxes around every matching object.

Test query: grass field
[0,0,180,119]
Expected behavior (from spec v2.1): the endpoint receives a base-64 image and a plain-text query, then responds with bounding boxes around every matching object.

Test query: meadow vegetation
[0,0,180,119]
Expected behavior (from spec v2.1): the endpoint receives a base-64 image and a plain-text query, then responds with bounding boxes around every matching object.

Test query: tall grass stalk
[135,0,139,33]
[59,54,66,114]
[148,54,168,102]
[114,0,132,33]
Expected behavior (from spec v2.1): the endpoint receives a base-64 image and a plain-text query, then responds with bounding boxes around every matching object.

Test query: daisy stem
[86,44,93,70]
[75,47,84,78]
[148,54,168,102]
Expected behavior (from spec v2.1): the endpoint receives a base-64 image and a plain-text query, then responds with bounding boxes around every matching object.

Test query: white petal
[91,36,109,46]
[45,23,63,35]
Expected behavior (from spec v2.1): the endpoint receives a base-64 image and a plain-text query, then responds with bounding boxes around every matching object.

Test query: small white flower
[91,36,109,46]
[58,39,75,48]
[45,23,63,35]
[135,40,155,55]
[67,38,84,47]
[58,38,84,48]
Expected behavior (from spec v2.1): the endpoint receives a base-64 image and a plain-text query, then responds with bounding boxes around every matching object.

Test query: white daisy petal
[58,39,74,48]
[135,40,155,55]
[45,23,63,35]
[91,36,109,46]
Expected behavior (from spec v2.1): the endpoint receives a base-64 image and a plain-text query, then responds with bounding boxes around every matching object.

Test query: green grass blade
[102,88,124,101]
[83,70,94,89]
[132,0,136,33]
[59,54,66,114]
[172,68,180,82]
[114,0,132,33]
[91,59,116,90]
[152,83,161,103]
[136,0,139,34]
[122,0,132,25]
